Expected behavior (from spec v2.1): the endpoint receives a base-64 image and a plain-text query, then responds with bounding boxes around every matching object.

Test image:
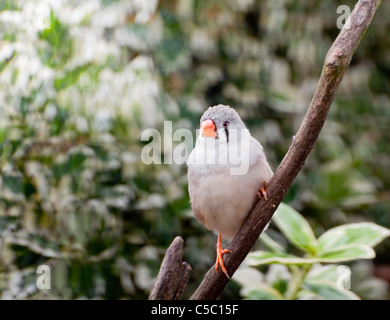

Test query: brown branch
[190,0,382,300]
[173,262,192,300]
[149,236,191,300]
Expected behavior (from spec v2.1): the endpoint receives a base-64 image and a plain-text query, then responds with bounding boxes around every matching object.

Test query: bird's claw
[257,181,268,200]
[216,235,232,279]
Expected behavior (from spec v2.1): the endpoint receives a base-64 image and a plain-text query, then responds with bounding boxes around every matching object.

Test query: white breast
[188,138,273,239]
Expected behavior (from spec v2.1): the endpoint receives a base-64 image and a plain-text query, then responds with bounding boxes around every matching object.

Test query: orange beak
[200,119,217,138]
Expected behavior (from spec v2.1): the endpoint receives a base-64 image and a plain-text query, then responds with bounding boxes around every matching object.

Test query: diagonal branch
[190,0,382,300]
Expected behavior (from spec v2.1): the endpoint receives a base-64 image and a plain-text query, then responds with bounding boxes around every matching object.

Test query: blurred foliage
[234,203,390,300]
[0,0,389,299]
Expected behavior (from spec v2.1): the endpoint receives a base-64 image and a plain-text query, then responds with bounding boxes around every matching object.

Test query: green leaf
[38,12,72,68]
[2,174,23,195]
[265,265,291,295]
[318,244,375,263]
[259,233,285,254]
[272,203,319,254]
[306,265,340,283]
[247,251,316,266]
[318,222,390,253]
[69,152,87,171]
[0,126,8,143]
[54,64,90,91]
[241,285,284,300]
[303,281,360,300]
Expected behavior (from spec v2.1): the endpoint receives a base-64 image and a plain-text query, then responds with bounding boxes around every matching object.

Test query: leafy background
[0,0,389,299]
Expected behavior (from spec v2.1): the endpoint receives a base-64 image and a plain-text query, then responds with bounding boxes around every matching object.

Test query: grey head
[200,104,248,146]
[191,104,262,175]
[200,104,246,133]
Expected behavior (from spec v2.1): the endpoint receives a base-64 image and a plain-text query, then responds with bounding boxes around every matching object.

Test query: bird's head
[199,104,246,144]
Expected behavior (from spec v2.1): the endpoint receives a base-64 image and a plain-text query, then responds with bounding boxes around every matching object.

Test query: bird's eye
[223,121,230,127]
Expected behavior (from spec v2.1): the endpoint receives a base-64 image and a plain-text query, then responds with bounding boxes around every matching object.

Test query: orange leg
[215,234,232,279]
[257,181,268,200]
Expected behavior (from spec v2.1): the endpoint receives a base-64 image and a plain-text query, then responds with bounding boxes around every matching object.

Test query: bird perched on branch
[187,104,273,278]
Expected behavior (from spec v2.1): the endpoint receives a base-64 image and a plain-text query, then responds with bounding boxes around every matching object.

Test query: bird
[187,104,273,279]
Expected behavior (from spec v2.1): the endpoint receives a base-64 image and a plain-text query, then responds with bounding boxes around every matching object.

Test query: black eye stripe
[224,126,229,142]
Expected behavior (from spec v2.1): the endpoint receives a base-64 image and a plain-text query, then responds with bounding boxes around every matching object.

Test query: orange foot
[215,234,232,279]
[257,181,268,200]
